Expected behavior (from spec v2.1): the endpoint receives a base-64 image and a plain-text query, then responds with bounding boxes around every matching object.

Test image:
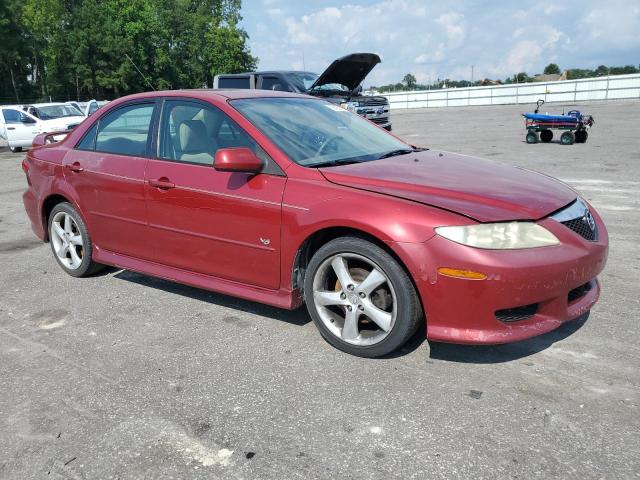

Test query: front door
[63,101,156,260]
[1,108,40,147]
[145,99,286,289]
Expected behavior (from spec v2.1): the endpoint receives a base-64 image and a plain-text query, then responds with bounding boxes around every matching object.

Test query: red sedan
[21,90,608,357]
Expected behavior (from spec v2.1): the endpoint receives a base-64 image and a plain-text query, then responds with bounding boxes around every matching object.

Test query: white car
[0,103,86,152]
[65,100,102,117]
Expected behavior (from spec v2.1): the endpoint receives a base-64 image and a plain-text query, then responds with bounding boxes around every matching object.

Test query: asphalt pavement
[0,100,638,479]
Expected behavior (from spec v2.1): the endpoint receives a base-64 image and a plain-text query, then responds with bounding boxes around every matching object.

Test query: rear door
[63,101,157,260]
[144,98,286,289]
[1,108,40,147]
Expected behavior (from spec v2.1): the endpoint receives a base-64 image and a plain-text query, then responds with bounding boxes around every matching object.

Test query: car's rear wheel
[304,237,423,357]
[10,146,22,153]
[48,202,104,277]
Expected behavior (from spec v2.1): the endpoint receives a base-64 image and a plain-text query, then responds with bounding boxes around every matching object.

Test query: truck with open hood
[213,53,391,130]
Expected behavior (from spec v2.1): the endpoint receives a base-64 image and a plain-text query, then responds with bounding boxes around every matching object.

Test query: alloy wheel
[50,211,84,270]
[312,253,397,346]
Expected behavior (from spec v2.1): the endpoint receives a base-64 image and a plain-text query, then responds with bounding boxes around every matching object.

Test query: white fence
[384,73,640,110]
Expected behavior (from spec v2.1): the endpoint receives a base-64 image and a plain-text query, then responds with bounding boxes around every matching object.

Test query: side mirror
[20,114,36,124]
[214,147,263,173]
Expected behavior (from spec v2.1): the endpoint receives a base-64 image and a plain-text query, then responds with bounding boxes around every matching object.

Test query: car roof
[217,71,316,76]
[25,102,74,107]
[113,89,314,103]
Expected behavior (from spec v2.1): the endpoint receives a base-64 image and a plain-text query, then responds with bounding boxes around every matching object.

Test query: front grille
[496,303,538,322]
[561,217,598,241]
[550,198,598,241]
[568,281,593,303]
[360,99,387,106]
[370,117,389,124]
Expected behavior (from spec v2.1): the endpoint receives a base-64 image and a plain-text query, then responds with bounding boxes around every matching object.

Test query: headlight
[435,222,559,249]
[340,101,360,112]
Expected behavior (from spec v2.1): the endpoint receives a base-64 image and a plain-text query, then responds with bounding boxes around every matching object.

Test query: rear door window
[217,77,251,89]
[76,124,98,151]
[95,103,154,156]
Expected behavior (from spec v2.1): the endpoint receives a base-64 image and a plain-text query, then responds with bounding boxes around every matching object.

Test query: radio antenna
[124,53,156,91]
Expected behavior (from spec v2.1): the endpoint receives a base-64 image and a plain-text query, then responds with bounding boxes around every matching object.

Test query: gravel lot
[1,100,638,479]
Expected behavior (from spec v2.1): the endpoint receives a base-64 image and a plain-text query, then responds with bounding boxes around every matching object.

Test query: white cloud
[584,1,640,49]
[436,12,465,47]
[241,0,640,86]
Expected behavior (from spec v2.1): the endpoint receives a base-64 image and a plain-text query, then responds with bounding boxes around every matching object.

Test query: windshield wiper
[308,158,362,168]
[376,148,415,159]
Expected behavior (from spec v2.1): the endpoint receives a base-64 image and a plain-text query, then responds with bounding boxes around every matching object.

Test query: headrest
[178,120,210,153]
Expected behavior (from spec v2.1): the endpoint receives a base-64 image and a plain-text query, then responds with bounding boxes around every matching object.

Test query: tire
[575,130,588,144]
[10,146,22,153]
[384,125,392,131]
[304,237,423,358]
[526,131,538,144]
[48,202,105,277]
[560,131,575,145]
[540,130,553,143]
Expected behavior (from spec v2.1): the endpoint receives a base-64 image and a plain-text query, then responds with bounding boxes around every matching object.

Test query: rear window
[217,76,251,89]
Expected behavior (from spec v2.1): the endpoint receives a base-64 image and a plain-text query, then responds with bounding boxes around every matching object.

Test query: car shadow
[112,269,311,327]
[109,268,589,360]
[429,312,589,363]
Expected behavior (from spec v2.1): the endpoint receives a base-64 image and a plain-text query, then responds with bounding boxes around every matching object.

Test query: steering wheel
[315,135,343,158]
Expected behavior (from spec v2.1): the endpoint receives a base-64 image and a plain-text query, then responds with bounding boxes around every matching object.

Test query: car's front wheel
[48,202,104,277]
[304,237,423,357]
[10,146,22,153]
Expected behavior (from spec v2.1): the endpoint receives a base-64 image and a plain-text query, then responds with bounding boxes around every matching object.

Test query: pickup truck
[214,53,392,130]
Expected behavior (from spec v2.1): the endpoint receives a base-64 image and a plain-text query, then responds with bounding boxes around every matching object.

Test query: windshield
[232,97,410,167]
[35,104,83,120]
[285,72,349,93]
[285,72,319,92]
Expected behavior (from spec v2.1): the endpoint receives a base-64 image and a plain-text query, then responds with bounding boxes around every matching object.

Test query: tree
[6,0,257,102]
[543,63,561,75]
[0,0,30,102]
[594,65,609,76]
[402,73,417,90]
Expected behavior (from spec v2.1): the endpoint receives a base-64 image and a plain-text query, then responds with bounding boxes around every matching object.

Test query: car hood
[320,150,576,222]
[40,116,85,130]
[310,53,381,91]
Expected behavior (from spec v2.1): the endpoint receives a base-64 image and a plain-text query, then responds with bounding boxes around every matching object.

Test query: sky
[240,0,640,87]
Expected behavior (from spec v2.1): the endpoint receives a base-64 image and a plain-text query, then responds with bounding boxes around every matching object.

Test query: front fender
[280,176,471,290]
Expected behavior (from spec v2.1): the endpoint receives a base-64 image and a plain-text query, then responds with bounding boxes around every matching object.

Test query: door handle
[148,178,175,190]
[66,162,84,172]
[7,127,15,130]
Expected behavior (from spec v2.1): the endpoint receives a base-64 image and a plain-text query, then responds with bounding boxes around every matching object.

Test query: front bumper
[358,109,390,129]
[393,214,609,344]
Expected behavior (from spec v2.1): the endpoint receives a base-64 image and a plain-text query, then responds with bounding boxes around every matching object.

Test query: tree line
[0,0,257,104]
[373,63,640,93]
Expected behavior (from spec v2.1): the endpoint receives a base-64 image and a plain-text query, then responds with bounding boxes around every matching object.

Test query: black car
[214,53,391,130]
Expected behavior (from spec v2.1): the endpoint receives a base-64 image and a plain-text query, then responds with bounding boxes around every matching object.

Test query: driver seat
[177,120,218,165]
